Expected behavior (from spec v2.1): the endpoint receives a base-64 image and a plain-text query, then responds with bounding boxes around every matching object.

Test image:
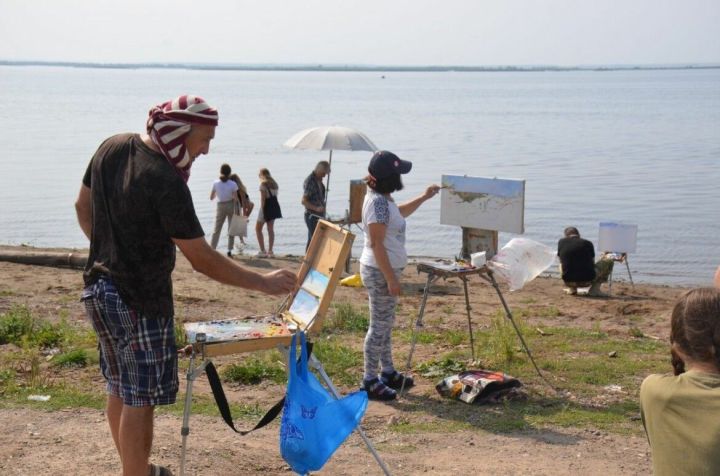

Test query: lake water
[0,66,718,285]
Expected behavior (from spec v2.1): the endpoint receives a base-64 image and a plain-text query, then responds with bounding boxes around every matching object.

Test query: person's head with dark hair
[219,163,231,182]
[670,287,720,375]
[314,161,330,177]
[365,150,412,195]
[564,226,580,238]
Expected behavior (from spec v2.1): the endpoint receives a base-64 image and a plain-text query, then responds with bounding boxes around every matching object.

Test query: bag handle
[204,337,313,435]
[298,331,309,381]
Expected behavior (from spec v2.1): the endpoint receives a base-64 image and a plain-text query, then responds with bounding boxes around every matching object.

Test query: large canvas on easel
[440,175,525,233]
[598,222,637,254]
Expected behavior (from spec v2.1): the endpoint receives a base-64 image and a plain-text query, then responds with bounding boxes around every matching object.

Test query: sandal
[381,371,414,390]
[363,377,397,401]
[255,251,268,258]
[149,464,174,476]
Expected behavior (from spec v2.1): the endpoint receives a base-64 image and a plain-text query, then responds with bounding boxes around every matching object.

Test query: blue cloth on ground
[280,332,368,475]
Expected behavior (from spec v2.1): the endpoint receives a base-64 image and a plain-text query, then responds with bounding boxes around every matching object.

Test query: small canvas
[440,175,525,233]
[598,222,638,254]
[301,268,329,297]
[288,289,321,327]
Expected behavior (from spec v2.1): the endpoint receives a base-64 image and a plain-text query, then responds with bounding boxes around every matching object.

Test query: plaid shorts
[82,277,178,407]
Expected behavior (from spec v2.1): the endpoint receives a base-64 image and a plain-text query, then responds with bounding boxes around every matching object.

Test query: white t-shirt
[212,179,238,202]
[359,190,407,269]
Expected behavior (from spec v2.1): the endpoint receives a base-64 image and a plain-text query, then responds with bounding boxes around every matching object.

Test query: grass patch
[312,338,362,386]
[325,302,369,333]
[0,305,93,349]
[52,349,88,368]
[222,351,286,385]
[416,357,466,378]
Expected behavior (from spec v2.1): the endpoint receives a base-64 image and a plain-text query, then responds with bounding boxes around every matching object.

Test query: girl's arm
[368,223,401,296]
[398,185,440,217]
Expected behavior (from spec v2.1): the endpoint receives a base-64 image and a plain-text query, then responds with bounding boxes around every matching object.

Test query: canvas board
[287,289,320,326]
[301,268,329,297]
[440,175,525,233]
[598,222,638,254]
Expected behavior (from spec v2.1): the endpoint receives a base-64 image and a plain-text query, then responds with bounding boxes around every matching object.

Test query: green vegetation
[222,351,286,385]
[53,349,88,368]
[0,305,94,348]
[312,338,363,386]
[325,302,369,332]
[0,304,671,437]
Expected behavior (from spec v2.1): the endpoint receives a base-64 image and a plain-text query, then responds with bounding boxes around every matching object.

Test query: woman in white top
[255,168,282,258]
[359,151,439,401]
[210,163,239,257]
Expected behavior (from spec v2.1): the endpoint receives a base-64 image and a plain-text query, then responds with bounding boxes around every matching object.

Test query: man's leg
[106,394,124,460]
[589,259,614,296]
[305,213,318,251]
[119,405,155,476]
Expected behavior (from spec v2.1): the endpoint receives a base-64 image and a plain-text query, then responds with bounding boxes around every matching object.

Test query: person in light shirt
[210,163,239,256]
[358,150,439,401]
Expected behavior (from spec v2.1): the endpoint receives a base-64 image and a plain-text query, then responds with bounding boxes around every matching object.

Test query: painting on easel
[598,222,638,254]
[440,175,525,234]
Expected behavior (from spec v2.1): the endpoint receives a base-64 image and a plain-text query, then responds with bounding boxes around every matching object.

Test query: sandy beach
[0,245,688,475]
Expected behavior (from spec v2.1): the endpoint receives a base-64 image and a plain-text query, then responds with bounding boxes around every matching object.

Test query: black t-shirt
[557,236,596,283]
[82,133,205,317]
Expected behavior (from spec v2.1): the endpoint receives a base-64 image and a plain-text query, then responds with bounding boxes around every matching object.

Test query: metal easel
[606,253,635,295]
[400,262,553,396]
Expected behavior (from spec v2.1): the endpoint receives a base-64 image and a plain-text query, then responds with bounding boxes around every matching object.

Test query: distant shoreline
[1,60,719,73]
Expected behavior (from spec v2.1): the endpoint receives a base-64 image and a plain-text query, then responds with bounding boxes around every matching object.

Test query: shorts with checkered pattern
[81,277,178,407]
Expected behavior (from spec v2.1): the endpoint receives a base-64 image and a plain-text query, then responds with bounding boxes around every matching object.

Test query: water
[0,66,718,285]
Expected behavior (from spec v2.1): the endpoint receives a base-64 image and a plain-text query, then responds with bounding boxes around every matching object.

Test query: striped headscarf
[146,95,219,182]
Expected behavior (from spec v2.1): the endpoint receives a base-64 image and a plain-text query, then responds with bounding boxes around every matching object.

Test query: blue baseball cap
[368,150,412,179]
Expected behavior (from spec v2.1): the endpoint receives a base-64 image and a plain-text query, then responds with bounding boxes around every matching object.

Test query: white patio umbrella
[283,126,378,206]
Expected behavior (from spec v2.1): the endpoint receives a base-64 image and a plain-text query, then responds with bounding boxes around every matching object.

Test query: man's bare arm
[75,184,92,240]
[172,236,297,295]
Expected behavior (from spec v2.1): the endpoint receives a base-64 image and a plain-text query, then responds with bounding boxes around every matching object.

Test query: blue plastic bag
[280,332,368,475]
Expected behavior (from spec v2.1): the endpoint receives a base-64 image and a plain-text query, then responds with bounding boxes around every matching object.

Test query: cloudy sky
[1,0,718,66]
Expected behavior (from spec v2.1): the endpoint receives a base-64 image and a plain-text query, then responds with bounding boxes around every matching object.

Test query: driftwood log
[0,251,87,270]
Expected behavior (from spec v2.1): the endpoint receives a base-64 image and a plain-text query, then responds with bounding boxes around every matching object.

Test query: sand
[0,245,685,475]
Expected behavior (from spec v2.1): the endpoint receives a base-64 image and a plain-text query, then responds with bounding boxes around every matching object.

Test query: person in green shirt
[640,287,720,476]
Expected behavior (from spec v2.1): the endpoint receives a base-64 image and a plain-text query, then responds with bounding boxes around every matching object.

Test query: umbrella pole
[324,149,333,208]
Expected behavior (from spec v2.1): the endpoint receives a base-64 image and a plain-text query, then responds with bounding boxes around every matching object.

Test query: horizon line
[1,59,719,73]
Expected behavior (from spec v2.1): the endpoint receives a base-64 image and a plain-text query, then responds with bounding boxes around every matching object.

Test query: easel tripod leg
[625,258,635,289]
[401,272,433,396]
[488,272,554,390]
[179,354,196,476]
[309,355,392,476]
[462,277,476,362]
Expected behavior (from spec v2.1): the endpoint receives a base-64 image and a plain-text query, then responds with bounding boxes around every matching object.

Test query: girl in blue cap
[359,150,440,400]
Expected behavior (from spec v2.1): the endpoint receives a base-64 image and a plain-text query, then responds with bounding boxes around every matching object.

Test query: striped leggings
[360,264,403,381]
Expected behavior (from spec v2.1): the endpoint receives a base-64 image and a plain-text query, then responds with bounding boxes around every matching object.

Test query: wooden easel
[177,222,391,476]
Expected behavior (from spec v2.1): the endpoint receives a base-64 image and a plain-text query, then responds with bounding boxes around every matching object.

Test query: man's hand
[261,269,298,295]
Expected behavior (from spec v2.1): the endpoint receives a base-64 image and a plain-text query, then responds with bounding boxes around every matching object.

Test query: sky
[1,0,718,66]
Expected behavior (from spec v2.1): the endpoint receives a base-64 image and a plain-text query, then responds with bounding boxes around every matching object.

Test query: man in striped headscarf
[75,95,296,476]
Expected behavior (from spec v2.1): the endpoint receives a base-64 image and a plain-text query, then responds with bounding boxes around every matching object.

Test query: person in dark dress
[557,226,613,296]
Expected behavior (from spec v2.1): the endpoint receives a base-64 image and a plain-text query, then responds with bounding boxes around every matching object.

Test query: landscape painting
[440,175,525,233]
